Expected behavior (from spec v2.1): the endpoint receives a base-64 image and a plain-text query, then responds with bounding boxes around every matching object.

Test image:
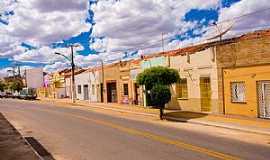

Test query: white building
[26,68,44,89]
[74,69,101,102]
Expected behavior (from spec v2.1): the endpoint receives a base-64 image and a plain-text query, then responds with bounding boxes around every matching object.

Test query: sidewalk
[39,98,270,136]
[0,112,39,160]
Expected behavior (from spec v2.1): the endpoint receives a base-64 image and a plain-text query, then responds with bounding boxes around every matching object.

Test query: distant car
[4,92,13,98]
[19,88,37,100]
[12,92,20,99]
[0,92,4,98]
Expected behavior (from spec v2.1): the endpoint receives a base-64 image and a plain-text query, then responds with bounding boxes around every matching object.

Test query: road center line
[33,108,241,160]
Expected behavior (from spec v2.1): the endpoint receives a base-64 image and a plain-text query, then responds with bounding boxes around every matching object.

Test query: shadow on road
[164,111,208,122]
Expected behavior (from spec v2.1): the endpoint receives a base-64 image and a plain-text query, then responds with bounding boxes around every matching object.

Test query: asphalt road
[0,99,269,160]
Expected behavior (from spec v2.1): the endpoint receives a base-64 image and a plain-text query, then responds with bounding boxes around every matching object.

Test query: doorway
[200,77,211,112]
[258,81,270,119]
[83,85,89,100]
[134,83,139,105]
[107,82,117,103]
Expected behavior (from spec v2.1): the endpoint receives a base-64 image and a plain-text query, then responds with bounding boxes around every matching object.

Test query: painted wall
[223,64,270,117]
[75,71,90,101]
[140,56,168,70]
[65,76,71,98]
[103,63,121,103]
[26,68,44,89]
[89,70,101,102]
[168,48,219,113]
[216,33,270,114]
[119,61,132,104]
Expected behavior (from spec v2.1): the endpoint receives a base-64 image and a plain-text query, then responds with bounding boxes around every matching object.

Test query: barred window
[78,85,82,94]
[231,82,246,103]
[177,78,188,98]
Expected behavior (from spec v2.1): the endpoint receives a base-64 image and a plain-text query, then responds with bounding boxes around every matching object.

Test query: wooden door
[200,77,211,112]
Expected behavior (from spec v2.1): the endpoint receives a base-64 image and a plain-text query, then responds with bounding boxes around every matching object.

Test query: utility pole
[55,44,78,103]
[70,45,76,103]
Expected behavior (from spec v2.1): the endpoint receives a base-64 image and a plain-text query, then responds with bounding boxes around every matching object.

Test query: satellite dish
[207,21,234,41]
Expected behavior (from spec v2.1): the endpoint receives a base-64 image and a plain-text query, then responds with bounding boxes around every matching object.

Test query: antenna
[207,21,234,41]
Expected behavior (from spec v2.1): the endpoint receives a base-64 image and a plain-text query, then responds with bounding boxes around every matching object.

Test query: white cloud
[0,0,91,59]
[43,61,69,73]
[2,0,270,74]
[217,0,270,38]
[91,0,219,53]
[0,67,12,78]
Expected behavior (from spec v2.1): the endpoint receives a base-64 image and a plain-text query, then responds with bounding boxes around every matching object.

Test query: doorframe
[106,80,118,103]
[257,80,270,119]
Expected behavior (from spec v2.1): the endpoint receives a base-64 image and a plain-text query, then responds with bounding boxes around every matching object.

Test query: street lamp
[54,45,78,103]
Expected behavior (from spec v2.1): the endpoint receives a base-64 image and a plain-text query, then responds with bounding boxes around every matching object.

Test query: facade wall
[119,61,132,104]
[48,73,66,99]
[103,63,121,103]
[26,68,44,89]
[65,77,71,98]
[89,70,101,102]
[223,65,270,117]
[75,71,90,101]
[130,61,144,106]
[216,34,270,115]
[168,48,219,113]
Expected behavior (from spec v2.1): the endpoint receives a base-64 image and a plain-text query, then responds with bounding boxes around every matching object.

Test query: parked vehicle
[0,92,4,98]
[4,92,13,98]
[19,88,37,100]
[12,92,20,99]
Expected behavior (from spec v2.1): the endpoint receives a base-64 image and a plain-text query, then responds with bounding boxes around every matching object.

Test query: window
[123,84,129,96]
[78,85,81,94]
[177,78,188,98]
[231,82,246,103]
[92,84,95,95]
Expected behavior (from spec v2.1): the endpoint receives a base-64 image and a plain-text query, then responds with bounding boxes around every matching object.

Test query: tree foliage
[0,80,6,92]
[9,79,24,92]
[150,85,171,108]
[136,66,180,90]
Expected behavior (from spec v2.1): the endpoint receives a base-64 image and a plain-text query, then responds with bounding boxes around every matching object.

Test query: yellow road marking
[34,108,241,160]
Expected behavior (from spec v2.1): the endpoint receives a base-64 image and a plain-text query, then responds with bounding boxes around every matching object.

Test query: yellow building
[217,29,270,118]
[223,64,270,118]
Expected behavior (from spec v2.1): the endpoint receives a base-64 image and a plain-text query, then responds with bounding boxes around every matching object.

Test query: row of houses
[38,29,270,119]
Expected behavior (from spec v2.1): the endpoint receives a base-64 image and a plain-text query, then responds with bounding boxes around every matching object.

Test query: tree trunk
[159,106,164,120]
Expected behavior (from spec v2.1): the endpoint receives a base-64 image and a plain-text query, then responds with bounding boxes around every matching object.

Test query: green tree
[136,66,180,119]
[9,79,24,92]
[150,85,171,119]
[0,80,7,92]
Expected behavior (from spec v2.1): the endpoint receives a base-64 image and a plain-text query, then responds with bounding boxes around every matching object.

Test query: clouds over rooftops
[1,0,270,73]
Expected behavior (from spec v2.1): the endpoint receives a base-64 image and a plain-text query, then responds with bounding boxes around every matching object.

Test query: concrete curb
[164,116,270,136]
[22,137,44,160]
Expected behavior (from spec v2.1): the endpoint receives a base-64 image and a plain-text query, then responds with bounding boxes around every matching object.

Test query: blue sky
[1,0,270,75]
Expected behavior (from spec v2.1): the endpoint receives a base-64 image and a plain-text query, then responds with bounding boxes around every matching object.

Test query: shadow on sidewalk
[164,111,208,122]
